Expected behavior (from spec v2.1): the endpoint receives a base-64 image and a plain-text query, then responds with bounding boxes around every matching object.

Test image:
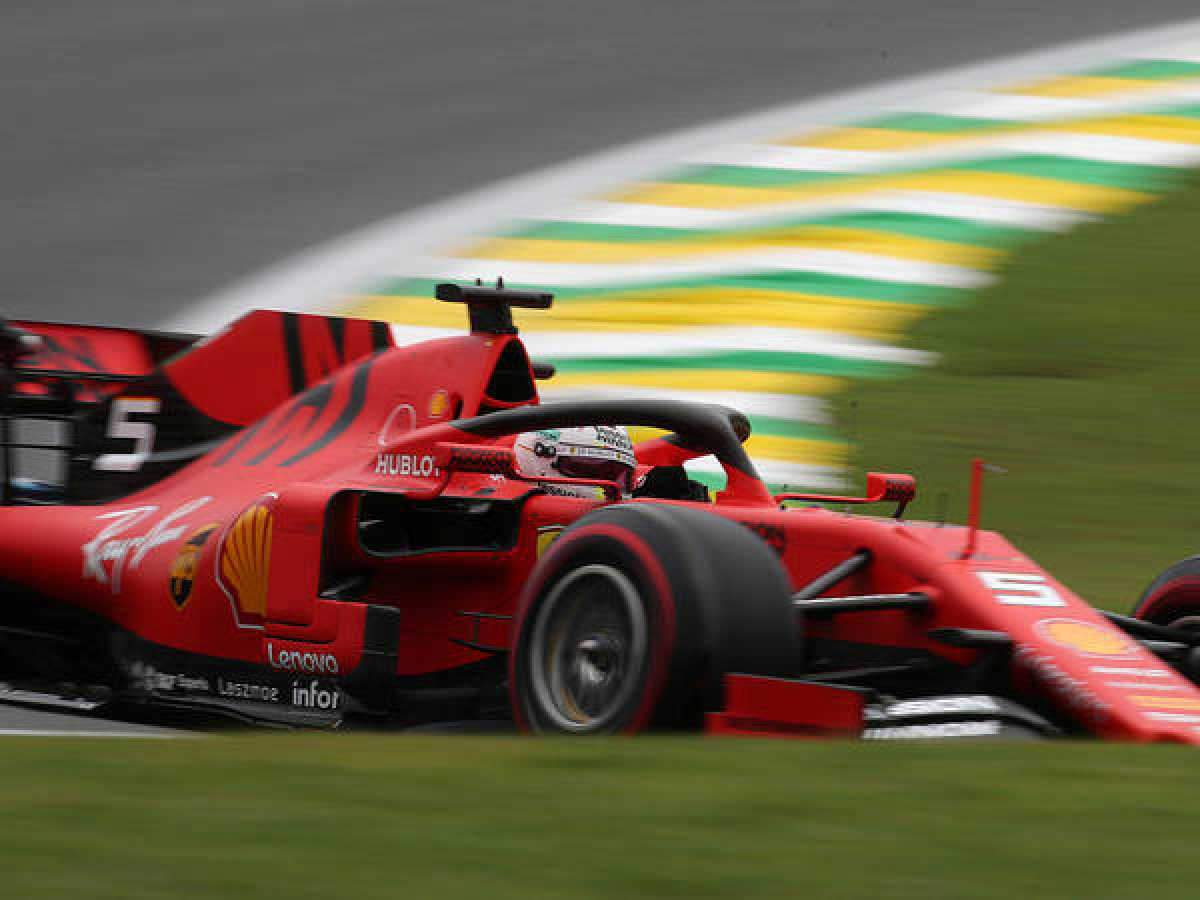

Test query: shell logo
[429,389,451,419]
[1035,618,1136,658]
[536,526,563,557]
[216,496,275,626]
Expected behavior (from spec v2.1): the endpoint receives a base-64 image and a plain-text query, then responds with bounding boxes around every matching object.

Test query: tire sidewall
[1134,556,1200,624]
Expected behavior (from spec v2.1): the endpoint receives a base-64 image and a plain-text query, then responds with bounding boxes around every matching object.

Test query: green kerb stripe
[500,221,702,243]
[658,155,1184,193]
[946,155,1183,190]
[662,165,850,188]
[372,275,968,308]
[855,112,1018,133]
[745,416,837,441]
[501,212,1033,249]
[1086,59,1200,80]
[1152,103,1200,120]
[806,211,1032,247]
[545,352,911,379]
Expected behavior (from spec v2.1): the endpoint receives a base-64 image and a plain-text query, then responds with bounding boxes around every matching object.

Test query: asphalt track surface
[1,0,1198,733]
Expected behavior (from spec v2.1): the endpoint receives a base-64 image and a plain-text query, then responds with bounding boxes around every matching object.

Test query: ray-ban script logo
[83,497,213,593]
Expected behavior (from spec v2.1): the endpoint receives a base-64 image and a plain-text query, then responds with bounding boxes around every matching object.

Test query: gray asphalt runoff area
[0,1,1197,732]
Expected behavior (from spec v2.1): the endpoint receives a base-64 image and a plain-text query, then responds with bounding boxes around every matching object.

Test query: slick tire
[1133,555,1200,629]
[509,502,797,734]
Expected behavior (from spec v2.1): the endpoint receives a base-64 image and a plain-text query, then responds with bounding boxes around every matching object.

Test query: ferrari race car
[2,282,1200,742]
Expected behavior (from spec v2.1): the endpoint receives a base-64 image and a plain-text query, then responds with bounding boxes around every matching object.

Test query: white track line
[171,17,1200,333]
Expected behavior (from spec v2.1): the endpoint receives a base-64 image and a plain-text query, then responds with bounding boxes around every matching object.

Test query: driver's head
[514,425,636,499]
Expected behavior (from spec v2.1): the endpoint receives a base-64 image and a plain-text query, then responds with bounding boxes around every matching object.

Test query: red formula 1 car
[2,283,1199,742]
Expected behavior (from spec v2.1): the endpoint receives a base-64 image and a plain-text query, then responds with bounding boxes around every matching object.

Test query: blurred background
[4,0,1196,324]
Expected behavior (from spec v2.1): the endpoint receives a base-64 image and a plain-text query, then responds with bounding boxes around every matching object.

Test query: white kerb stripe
[515,328,934,364]
[893,82,1200,121]
[552,192,1090,231]
[690,131,1200,173]
[686,144,888,172]
[1154,40,1200,63]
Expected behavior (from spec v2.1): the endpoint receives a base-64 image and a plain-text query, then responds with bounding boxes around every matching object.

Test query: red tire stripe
[1136,576,1200,622]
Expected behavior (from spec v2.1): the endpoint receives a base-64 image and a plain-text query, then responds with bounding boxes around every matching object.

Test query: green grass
[5,734,1200,899]
[838,174,1200,611]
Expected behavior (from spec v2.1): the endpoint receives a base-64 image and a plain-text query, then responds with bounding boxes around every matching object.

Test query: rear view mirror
[775,472,916,518]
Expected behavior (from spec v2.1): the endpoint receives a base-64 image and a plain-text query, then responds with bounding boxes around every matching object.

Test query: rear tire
[509,503,797,734]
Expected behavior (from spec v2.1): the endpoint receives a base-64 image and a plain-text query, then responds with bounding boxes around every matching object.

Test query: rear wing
[0,320,200,504]
[0,311,391,505]
[9,319,197,381]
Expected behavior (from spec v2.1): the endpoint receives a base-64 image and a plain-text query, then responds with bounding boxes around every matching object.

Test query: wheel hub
[527,564,648,732]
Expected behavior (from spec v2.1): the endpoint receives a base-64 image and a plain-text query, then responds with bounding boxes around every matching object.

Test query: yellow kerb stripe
[626,426,846,467]
[458,227,998,268]
[539,292,932,338]
[777,112,1200,151]
[547,371,844,395]
[787,127,1004,151]
[348,291,933,339]
[999,75,1167,97]
[611,171,1151,213]
[1047,114,1200,145]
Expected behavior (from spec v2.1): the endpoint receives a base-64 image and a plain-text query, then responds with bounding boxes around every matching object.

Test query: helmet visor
[554,455,633,492]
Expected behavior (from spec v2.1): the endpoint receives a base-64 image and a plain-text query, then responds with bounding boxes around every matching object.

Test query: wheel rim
[528,563,648,733]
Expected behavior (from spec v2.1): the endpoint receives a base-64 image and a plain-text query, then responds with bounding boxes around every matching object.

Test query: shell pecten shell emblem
[1034,618,1136,658]
[429,388,451,419]
[217,495,276,626]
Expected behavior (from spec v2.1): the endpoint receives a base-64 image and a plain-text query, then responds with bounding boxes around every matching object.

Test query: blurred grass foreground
[6,734,1200,899]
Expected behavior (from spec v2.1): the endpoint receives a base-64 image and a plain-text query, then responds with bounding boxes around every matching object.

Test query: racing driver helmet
[513,425,636,499]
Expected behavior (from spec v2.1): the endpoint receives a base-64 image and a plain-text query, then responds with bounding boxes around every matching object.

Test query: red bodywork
[1,302,1196,742]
